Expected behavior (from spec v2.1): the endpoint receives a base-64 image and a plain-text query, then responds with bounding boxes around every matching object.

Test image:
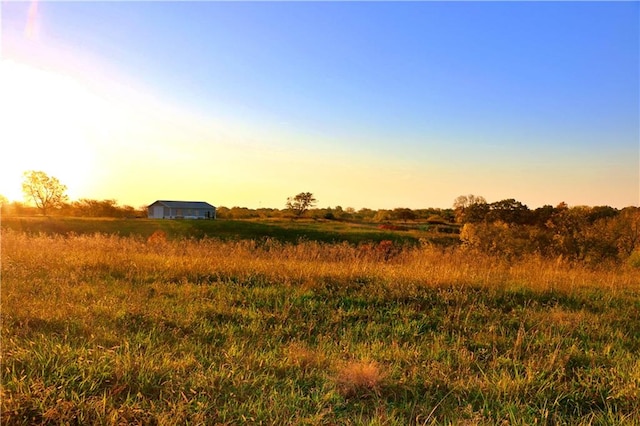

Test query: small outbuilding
[147,200,216,219]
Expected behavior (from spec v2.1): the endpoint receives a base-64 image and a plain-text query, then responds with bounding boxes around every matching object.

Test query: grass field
[2,219,639,424]
[0,216,459,247]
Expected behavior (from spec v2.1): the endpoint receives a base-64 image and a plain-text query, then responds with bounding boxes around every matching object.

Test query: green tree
[356,208,376,222]
[392,208,416,223]
[615,207,640,256]
[486,199,531,225]
[373,209,392,222]
[21,170,68,216]
[286,192,317,217]
[532,205,556,227]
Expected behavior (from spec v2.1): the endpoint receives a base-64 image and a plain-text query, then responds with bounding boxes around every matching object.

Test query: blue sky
[1,1,638,209]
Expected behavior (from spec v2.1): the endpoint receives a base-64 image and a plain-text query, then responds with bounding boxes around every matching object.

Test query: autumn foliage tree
[22,171,68,216]
[457,197,640,264]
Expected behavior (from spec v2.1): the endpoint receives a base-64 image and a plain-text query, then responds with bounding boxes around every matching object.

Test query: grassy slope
[0,216,459,246]
[0,217,459,246]
[1,225,639,424]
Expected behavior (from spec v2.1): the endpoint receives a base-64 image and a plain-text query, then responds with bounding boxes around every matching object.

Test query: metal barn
[147,200,216,219]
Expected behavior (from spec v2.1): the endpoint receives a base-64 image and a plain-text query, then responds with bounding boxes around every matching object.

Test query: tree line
[1,198,146,218]
[453,194,640,265]
[215,205,456,222]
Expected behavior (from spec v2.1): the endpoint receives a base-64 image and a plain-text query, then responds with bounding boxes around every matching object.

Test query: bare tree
[453,194,487,210]
[453,194,487,223]
[22,170,68,216]
[286,192,317,217]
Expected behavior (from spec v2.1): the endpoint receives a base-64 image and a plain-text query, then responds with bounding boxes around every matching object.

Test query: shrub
[627,251,640,269]
[147,230,167,245]
[334,360,386,398]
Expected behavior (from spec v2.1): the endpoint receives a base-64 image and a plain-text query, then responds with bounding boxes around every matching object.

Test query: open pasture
[1,224,639,424]
[0,216,458,247]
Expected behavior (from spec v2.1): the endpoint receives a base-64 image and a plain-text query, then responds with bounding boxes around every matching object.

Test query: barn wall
[147,203,216,219]
[147,205,165,218]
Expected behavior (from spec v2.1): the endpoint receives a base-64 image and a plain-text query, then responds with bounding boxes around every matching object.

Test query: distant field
[0,216,460,246]
[2,229,639,424]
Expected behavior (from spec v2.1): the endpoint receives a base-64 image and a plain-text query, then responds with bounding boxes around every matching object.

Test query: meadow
[0,216,458,246]
[1,218,639,424]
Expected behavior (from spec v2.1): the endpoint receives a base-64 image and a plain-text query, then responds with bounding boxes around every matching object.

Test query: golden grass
[3,229,638,358]
[287,342,329,373]
[2,230,639,424]
[3,230,637,297]
[334,360,387,398]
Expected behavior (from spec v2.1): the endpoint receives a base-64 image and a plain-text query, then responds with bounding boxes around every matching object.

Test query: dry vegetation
[2,229,640,424]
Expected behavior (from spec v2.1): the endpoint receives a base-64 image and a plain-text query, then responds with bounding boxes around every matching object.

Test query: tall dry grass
[3,229,637,294]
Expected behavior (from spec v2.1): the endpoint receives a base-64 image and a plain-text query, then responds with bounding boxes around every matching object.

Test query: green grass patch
[1,216,459,246]
[4,279,639,424]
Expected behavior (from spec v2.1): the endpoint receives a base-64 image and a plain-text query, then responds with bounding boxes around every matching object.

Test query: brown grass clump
[146,230,167,245]
[334,360,387,398]
[287,342,328,373]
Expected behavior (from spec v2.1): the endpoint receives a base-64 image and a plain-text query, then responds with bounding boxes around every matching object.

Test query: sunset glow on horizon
[1,1,638,210]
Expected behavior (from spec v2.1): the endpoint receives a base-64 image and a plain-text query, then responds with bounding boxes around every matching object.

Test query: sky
[1,1,638,210]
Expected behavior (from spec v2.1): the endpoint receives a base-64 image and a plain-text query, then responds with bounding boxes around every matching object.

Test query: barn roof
[150,200,216,209]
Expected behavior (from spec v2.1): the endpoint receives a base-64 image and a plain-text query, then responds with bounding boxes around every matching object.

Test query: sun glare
[0,59,116,202]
